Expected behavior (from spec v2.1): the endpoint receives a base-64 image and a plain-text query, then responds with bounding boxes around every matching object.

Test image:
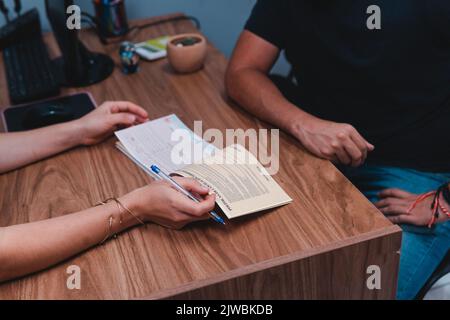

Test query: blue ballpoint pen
[150,165,226,225]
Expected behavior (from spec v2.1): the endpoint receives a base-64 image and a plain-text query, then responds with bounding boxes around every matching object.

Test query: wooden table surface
[0,14,402,299]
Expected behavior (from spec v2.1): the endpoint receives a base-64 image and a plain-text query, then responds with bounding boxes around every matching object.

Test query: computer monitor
[45,0,114,87]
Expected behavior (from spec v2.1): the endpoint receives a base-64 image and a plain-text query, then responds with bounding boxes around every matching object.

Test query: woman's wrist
[96,198,143,241]
[66,119,89,146]
[118,191,150,224]
[51,119,86,148]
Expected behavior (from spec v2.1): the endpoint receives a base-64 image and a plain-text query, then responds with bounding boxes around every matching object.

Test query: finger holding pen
[151,165,226,225]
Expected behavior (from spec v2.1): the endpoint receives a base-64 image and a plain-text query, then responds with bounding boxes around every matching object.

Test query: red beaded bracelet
[407,184,450,228]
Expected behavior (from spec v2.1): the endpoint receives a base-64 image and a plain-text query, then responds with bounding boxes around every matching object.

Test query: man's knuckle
[331,141,340,148]
[344,124,354,131]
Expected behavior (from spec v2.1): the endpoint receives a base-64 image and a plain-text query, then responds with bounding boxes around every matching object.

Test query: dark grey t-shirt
[246,0,450,172]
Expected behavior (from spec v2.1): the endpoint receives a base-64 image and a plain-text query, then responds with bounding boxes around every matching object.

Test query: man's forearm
[0,121,84,174]
[226,68,315,135]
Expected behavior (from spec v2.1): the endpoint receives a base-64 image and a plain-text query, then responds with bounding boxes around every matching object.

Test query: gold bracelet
[95,197,145,245]
[99,216,115,245]
[114,198,145,226]
[98,198,124,224]
[96,198,123,245]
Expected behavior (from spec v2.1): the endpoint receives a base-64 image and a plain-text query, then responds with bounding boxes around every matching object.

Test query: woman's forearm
[0,100,152,174]
[0,121,83,174]
[0,201,139,283]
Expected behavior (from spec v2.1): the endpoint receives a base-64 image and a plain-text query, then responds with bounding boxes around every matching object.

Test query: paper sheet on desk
[174,144,293,219]
[115,114,217,174]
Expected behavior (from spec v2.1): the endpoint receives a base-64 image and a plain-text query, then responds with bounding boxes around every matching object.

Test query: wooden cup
[167,33,207,73]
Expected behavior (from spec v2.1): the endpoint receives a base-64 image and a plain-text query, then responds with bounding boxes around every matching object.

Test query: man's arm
[0,101,149,174]
[226,31,374,167]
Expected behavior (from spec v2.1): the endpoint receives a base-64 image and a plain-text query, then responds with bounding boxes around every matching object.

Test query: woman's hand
[74,101,149,146]
[119,177,217,229]
[374,188,450,226]
[292,115,375,167]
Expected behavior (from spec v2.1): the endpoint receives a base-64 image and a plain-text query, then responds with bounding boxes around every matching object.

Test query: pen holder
[93,0,129,38]
[167,33,207,74]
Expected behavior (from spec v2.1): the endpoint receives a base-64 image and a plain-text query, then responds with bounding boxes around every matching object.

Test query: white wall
[0,0,290,74]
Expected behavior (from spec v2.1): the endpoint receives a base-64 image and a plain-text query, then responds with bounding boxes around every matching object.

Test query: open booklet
[115,114,292,219]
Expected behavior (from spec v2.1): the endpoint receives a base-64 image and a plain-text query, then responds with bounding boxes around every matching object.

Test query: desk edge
[140,224,401,300]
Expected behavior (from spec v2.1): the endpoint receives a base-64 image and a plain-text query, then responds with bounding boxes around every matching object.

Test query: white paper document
[115,114,216,174]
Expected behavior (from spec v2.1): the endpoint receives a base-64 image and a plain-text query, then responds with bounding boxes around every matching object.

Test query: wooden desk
[0,14,402,300]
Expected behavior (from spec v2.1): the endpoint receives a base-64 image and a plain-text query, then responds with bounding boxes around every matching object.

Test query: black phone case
[1,92,97,132]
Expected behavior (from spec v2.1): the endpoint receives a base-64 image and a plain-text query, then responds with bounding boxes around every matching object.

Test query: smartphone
[2,92,97,132]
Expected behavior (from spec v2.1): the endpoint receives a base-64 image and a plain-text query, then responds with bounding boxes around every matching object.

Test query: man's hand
[75,101,149,146]
[292,115,375,167]
[375,188,450,226]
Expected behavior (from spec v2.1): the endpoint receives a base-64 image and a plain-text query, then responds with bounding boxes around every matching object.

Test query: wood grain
[0,14,401,300]
[159,230,401,300]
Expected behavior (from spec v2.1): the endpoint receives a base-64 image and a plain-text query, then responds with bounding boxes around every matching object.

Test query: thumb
[175,178,210,195]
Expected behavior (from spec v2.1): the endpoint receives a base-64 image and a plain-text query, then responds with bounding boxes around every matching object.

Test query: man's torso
[246,0,450,171]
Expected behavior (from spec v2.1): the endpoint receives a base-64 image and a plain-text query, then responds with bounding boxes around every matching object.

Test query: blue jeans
[342,165,450,300]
